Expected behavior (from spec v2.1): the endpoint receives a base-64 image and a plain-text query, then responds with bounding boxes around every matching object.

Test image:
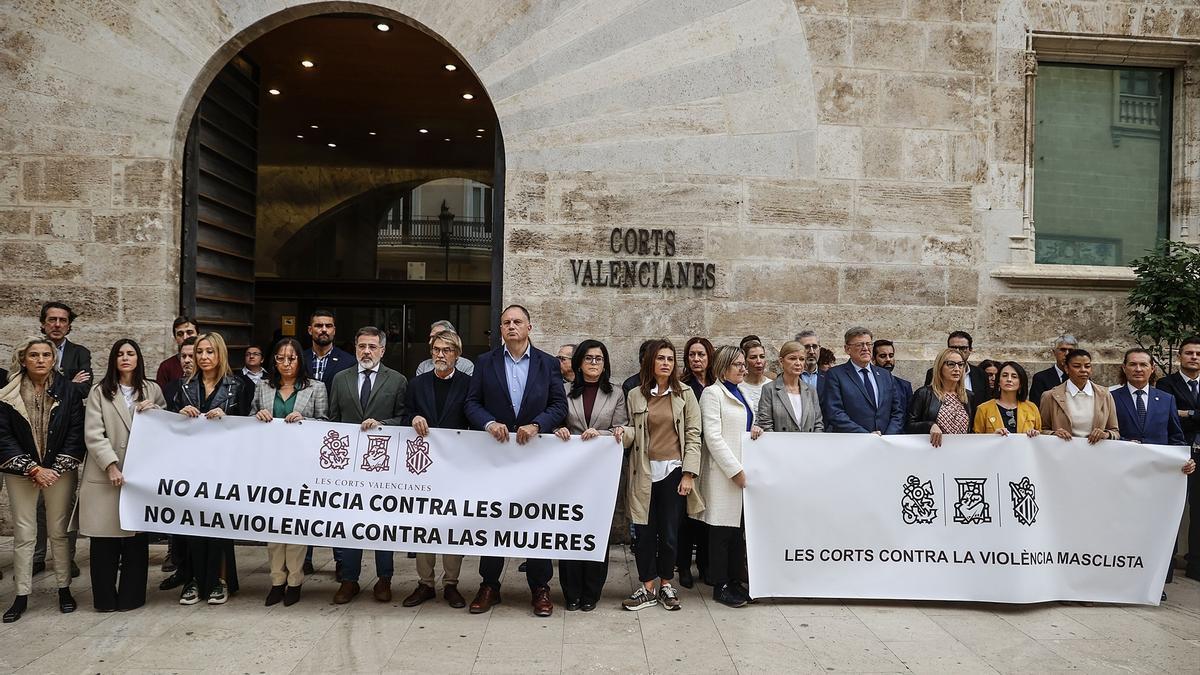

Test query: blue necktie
[860,368,876,408]
[1189,380,1198,405]
[1134,389,1147,430]
[360,370,374,411]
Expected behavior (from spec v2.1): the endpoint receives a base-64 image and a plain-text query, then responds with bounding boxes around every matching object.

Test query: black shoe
[677,569,694,589]
[71,562,80,579]
[161,560,177,573]
[1161,591,1168,602]
[565,598,581,611]
[732,581,755,604]
[302,561,315,575]
[31,561,45,576]
[580,598,597,612]
[406,552,417,559]
[518,562,527,573]
[3,595,27,623]
[159,573,185,591]
[265,584,286,606]
[284,585,302,607]
[713,583,747,608]
[58,588,77,614]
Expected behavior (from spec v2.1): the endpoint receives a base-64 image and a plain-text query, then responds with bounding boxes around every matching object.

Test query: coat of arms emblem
[1009,477,1038,525]
[953,477,991,524]
[901,475,937,524]
[360,435,392,472]
[406,435,433,475]
[318,430,351,470]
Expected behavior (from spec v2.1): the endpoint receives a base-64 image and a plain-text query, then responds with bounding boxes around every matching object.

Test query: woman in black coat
[0,336,86,622]
[907,348,976,447]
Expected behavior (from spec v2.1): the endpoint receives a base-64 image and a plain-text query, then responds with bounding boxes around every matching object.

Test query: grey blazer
[756,377,823,432]
[560,382,628,434]
[328,365,407,425]
[252,378,329,420]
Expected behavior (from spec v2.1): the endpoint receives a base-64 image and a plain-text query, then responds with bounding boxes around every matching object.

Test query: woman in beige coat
[696,345,762,608]
[82,339,166,612]
[252,337,328,607]
[1038,348,1120,443]
[614,339,702,612]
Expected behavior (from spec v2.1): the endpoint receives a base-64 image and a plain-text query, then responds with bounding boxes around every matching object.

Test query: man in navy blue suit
[1111,348,1195,599]
[872,339,913,421]
[821,327,905,434]
[1155,336,1200,580]
[464,304,568,617]
[304,309,355,392]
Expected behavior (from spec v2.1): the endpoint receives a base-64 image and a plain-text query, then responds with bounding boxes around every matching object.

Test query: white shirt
[1126,383,1151,411]
[648,385,683,483]
[357,363,378,397]
[738,380,766,413]
[788,391,804,426]
[118,384,136,412]
[241,367,265,385]
[853,362,880,407]
[1065,379,1095,438]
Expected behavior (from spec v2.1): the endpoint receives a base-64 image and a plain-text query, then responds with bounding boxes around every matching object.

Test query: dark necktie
[1189,380,1198,405]
[360,370,374,411]
[859,367,876,408]
[1134,389,1147,429]
[1060,371,1068,383]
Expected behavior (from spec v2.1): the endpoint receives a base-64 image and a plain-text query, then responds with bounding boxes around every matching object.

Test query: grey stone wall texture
[1,0,1199,382]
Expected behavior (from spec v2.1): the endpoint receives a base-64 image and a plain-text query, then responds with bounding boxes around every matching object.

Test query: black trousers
[479,556,552,591]
[1186,453,1200,576]
[182,535,239,597]
[559,554,609,604]
[707,521,747,589]
[90,533,149,611]
[633,468,685,583]
[676,510,709,577]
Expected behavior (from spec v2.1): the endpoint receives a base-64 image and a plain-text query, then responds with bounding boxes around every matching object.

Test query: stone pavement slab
[0,539,1196,673]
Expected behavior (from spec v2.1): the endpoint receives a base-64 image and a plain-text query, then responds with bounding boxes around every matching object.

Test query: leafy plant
[1127,240,1200,373]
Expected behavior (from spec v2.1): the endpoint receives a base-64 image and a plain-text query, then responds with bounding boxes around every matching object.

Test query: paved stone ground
[0,539,1197,673]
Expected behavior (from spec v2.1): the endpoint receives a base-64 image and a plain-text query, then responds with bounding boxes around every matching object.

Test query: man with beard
[414,320,475,376]
[873,339,913,421]
[399,330,472,609]
[794,330,824,396]
[305,309,354,392]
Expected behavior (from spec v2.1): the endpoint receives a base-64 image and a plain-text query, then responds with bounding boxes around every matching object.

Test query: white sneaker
[207,579,228,605]
[622,587,657,611]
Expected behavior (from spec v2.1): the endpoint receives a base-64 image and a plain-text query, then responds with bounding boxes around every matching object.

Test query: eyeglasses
[581,355,604,364]
[847,342,872,350]
[803,344,820,351]
[274,355,297,363]
[557,356,571,362]
[943,361,965,369]
[732,362,748,370]
[430,346,457,356]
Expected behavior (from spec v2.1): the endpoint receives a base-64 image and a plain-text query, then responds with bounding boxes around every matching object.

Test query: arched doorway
[178,9,502,370]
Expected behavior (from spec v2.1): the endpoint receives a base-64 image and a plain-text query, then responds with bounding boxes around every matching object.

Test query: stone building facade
[1,0,1198,380]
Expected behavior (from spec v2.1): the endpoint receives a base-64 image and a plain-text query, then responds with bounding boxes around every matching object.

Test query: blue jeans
[334,548,394,582]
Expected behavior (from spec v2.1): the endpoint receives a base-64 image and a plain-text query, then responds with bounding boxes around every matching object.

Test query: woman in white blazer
[695,345,762,608]
[553,339,627,611]
[81,339,166,612]
[252,337,328,607]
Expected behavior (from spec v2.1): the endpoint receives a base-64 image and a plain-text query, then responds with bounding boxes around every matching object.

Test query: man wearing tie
[328,327,408,605]
[1029,334,1078,405]
[1111,347,1195,599]
[1155,336,1200,581]
[821,327,905,434]
[464,304,568,617]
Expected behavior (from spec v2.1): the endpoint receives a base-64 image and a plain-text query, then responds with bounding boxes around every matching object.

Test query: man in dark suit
[155,316,197,387]
[795,330,825,395]
[305,309,355,392]
[464,304,568,617]
[621,340,654,394]
[873,339,913,421]
[399,329,472,609]
[328,326,408,606]
[923,331,988,403]
[1029,334,1079,406]
[40,301,91,397]
[156,336,197,584]
[822,327,905,434]
[1112,348,1194,598]
[1155,336,1200,581]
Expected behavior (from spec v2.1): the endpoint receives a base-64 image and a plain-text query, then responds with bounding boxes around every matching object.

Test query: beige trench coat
[620,385,703,525]
[80,381,166,538]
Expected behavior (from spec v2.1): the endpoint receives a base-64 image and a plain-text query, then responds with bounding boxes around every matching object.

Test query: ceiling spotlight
[375,23,390,32]
[296,134,304,139]
[444,64,457,71]
[268,88,281,96]
[475,135,483,139]
[462,93,474,100]
[310,125,319,129]
[476,128,485,132]
[443,138,451,142]
[368,131,377,136]
[327,143,336,148]
[418,128,428,134]
[301,59,315,68]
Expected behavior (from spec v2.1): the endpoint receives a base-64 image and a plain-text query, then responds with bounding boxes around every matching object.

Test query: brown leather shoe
[332,581,359,604]
[402,583,435,607]
[373,577,393,603]
[444,584,466,608]
[469,586,501,614]
[531,586,553,617]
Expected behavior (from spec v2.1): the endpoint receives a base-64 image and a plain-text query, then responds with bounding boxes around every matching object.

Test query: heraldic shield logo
[406,435,433,476]
[953,477,991,524]
[901,475,937,524]
[1009,476,1038,525]
[360,435,392,472]
[318,430,351,470]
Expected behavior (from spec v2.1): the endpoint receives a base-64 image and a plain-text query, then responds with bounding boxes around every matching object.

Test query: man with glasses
[414,320,475,376]
[820,327,905,434]
[240,345,266,385]
[794,330,824,395]
[924,331,989,404]
[557,344,576,384]
[1029,334,1079,405]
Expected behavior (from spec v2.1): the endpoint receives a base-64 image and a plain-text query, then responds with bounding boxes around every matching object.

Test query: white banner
[119,410,620,561]
[744,433,1189,605]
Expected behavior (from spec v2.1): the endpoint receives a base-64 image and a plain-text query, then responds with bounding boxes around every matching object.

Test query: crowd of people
[0,301,1197,623]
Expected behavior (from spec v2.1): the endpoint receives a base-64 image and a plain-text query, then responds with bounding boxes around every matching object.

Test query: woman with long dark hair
[253,337,328,607]
[614,339,702,611]
[553,339,627,611]
[81,339,166,612]
[172,332,250,606]
[0,336,86,622]
[973,362,1041,436]
[676,336,714,587]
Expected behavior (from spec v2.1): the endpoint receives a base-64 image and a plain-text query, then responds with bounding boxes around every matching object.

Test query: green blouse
[273,389,298,418]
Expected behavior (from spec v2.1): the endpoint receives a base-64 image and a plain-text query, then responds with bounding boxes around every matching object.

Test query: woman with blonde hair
[906,348,976,447]
[171,331,251,606]
[757,341,823,433]
[0,336,86,622]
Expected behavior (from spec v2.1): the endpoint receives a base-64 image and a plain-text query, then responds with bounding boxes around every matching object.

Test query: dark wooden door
[180,55,258,352]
